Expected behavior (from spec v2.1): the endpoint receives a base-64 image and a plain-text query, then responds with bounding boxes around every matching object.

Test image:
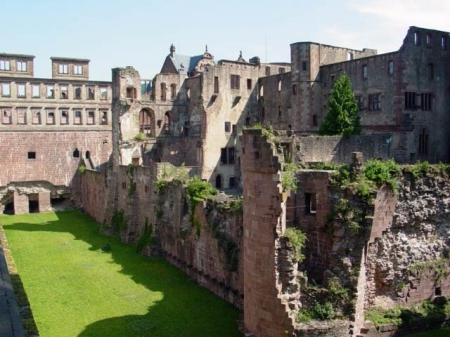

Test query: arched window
[215,175,222,189]
[259,85,264,97]
[139,109,154,136]
[278,80,282,92]
[161,83,167,101]
[292,84,297,95]
[73,148,80,158]
[164,112,171,135]
[85,151,90,159]
[170,84,176,99]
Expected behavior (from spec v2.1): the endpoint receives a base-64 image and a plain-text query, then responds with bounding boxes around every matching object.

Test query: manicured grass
[1,211,241,337]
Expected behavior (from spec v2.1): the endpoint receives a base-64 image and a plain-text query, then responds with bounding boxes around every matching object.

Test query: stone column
[13,191,28,215]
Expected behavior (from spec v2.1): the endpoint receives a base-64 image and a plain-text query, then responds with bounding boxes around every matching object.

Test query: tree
[318,73,362,136]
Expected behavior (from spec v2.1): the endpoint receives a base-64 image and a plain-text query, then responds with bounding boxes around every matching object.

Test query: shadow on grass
[3,210,241,337]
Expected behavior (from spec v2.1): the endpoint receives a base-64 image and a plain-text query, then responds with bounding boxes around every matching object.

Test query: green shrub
[283,227,307,262]
[334,199,362,234]
[362,159,400,191]
[136,219,153,253]
[312,302,334,320]
[296,308,312,323]
[407,161,430,178]
[112,209,126,233]
[327,277,349,302]
[282,162,299,191]
[134,132,148,141]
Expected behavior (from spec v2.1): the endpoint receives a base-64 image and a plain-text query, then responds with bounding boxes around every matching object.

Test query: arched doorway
[215,174,222,189]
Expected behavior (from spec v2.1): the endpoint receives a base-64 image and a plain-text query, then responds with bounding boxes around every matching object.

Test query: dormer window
[17,61,27,72]
[58,64,68,74]
[74,65,83,75]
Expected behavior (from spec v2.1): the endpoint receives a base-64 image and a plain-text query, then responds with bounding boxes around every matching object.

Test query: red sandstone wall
[0,131,112,187]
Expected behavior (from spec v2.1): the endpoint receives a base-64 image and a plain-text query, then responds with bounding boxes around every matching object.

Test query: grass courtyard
[0,211,241,337]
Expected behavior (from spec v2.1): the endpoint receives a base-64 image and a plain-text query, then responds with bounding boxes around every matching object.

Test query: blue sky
[2,0,449,81]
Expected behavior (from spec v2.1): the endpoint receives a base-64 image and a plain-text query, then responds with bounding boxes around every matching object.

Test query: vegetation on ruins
[136,217,153,253]
[78,159,87,174]
[126,164,137,196]
[282,162,300,191]
[186,176,217,235]
[111,209,126,233]
[156,163,189,193]
[134,132,149,141]
[1,211,241,336]
[318,73,362,136]
[283,227,307,262]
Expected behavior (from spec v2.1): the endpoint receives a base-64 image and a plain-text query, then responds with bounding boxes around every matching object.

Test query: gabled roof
[170,54,203,73]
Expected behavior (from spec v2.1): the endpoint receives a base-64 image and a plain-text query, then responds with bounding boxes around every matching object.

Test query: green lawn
[409,328,450,337]
[1,211,241,337]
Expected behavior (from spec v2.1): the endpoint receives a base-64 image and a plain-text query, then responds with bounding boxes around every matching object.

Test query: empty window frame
[16,61,27,72]
[426,34,432,46]
[47,85,54,99]
[247,78,252,90]
[164,112,170,134]
[73,148,80,158]
[58,64,68,74]
[220,147,235,165]
[2,108,12,124]
[418,128,429,155]
[388,61,394,75]
[292,84,297,95]
[100,87,108,100]
[74,86,82,99]
[60,110,69,124]
[305,193,317,214]
[141,80,151,94]
[100,110,108,125]
[279,67,285,74]
[362,65,368,79]
[225,121,231,132]
[278,80,282,92]
[405,92,417,110]
[356,95,364,111]
[60,86,68,99]
[442,36,447,50]
[0,60,10,71]
[139,109,152,136]
[74,65,83,75]
[17,109,27,124]
[87,110,95,124]
[32,109,41,124]
[368,94,381,110]
[87,86,95,100]
[170,83,176,99]
[414,31,420,46]
[126,87,136,99]
[347,52,354,60]
[17,84,26,98]
[230,75,240,89]
[214,76,219,93]
[1,83,11,97]
[421,93,432,111]
[160,83,167,101]
[32,84,40,98]
[47,110,55,124]
[28,152,36,159]
[74,110,82,124]
[229,176,236,189]
[302,61,307,71]
[265,66,270,76]
[312,115,318,126]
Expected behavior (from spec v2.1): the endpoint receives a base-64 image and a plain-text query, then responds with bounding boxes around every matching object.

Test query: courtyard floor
[0,211,241,337]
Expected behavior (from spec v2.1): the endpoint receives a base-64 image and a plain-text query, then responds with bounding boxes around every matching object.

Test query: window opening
[305,193,317,214]
[28,152,36,159]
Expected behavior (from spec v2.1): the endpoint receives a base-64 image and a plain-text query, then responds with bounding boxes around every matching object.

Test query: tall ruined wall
[365,169,450,309]
[241,129,299,336]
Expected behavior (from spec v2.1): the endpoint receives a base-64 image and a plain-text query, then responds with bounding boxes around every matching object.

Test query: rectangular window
[32,85,40,98]
[414,31,420,45]
[229,177,236,189]
[17,109,26,124]
[100,87,108,100]
[232,124,236,135]
[220,147,235,165]
[405,92,416,110]
[426,34,432,46]
[279,67,285,74]
[214,76,219,93]
[47,85,54,99]
[2,83,11,97]
[356,95,364,111]
[17,84,26,98]
[2,108,12,124]
[87,87,95,100]
[302,61,307,71]
[47,110,55,124]
[362,65,368,79]
[230,75,240,89]
[0,60,10,71]
[305,193,317,215]
[224,121,231,132]
[74,86,82,99]
[17,61,27,72]
[60,86,68,99]
[60,110,68,124]
[388,61,394,75]
[442,36,447,50]
[74,110,82,124]
[421,93,432,111]
[265,66,270,76]
[74,65,83,75]
[100,110,108,125]
[369,94,381,110]
[141,80,151,94]
[32,109,41,124]
[28,152,36,159]
[419,128,428,155]
[312,115,318,126]
[87,110,95,124]
[247,78,252,90]
[58,64,68,74]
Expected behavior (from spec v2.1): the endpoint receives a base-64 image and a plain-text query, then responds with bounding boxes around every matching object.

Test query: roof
[170,54,203,73]
[0,53,35,59]
[50,57,90,62]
